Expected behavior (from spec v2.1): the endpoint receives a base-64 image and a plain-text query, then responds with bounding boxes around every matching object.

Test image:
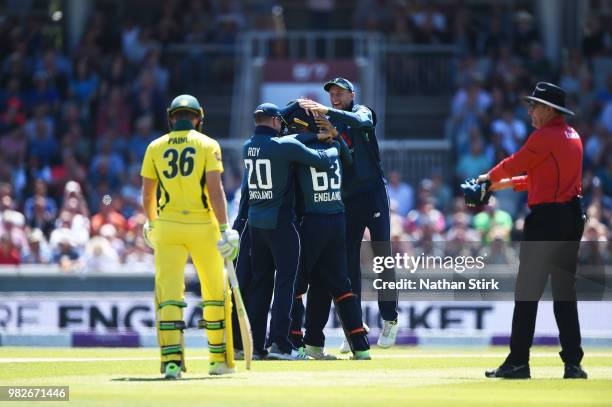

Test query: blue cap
[253,103,280,117]
[323,77,355,92]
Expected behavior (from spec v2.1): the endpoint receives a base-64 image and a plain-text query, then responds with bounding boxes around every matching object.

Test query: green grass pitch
[2,347,612,406]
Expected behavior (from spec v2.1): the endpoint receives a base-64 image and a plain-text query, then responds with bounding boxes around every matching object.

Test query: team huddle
[140,78,398,378]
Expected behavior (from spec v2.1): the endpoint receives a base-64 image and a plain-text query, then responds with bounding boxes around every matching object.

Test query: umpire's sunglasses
[527,100,541,109]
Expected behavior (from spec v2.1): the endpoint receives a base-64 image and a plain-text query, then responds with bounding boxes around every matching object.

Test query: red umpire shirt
[488,116,583,207]
[484,82,588,380]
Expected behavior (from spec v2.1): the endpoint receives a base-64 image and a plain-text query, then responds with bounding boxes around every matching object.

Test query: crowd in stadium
[0,1,610,268]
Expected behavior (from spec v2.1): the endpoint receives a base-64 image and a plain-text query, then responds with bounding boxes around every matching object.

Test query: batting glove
[217,224,239,260]
[143,220,156,248]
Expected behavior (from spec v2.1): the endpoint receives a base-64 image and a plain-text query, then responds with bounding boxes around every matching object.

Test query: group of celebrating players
[140,77,398,378]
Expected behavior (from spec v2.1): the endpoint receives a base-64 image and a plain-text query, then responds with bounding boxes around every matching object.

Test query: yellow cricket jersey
[140,129,223,222]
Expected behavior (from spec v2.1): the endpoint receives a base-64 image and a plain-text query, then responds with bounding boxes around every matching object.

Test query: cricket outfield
[1,347,611,406]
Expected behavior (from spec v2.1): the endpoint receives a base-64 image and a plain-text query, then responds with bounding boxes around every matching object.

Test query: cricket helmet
[279,101,318,134]
[167,94,204,131]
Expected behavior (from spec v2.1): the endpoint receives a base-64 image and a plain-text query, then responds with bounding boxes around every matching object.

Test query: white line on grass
[1,352,612,363]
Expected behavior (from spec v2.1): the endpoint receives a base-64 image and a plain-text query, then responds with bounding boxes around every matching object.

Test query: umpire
[299,78,399,351]
[479,82,587,379]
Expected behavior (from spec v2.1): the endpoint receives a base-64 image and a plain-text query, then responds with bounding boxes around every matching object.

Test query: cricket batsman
[140,94,239,378]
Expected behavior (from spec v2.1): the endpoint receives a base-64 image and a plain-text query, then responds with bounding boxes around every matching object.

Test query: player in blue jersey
[299,78,399,352]
[243,102,340,360]
[281,103,371,360]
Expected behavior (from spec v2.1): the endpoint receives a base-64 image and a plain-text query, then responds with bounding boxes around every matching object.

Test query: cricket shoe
[350,350,371,360]
[253,352,268,360]
[340,323,370,354]
[377,319,399,348]
[291,347,313,360]
[267,343,312,360]
[209,362,235,375]
[305,345,337,360]
[485,363,531,379]
[564,364,588,379]
[164,362,182,379]
[236,349,268,361]
[339,339,351,354]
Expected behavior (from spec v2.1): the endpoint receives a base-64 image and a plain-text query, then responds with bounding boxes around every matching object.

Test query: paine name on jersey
[169,136,188,144]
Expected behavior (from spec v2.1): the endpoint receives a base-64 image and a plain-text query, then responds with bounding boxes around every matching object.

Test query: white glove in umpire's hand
[217,224,239,260]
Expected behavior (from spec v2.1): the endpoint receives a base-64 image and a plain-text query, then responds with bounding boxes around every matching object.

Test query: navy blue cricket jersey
[327,103,385,198]
[242,125,339,229]
[294,135,353,215]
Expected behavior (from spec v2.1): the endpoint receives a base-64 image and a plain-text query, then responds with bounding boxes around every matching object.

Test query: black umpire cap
[524,82,574,116]
[323,77,355,92]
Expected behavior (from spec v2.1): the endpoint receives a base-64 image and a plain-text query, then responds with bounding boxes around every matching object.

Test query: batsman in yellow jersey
[140,94,240,378]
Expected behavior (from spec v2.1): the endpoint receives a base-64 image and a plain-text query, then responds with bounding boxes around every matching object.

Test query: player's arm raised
[326,104,373,128]
[298,99,373,128]
[281,137,339,171]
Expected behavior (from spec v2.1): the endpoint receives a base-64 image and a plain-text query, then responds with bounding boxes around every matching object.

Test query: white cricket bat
[225,259,253,370]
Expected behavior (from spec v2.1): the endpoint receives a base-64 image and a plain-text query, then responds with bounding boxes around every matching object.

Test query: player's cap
[324,77,355,92]
[524,82,574,116]
[253,103,281,117]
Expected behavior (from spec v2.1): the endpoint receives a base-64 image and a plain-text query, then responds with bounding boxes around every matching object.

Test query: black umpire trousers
[507,197,585,366]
